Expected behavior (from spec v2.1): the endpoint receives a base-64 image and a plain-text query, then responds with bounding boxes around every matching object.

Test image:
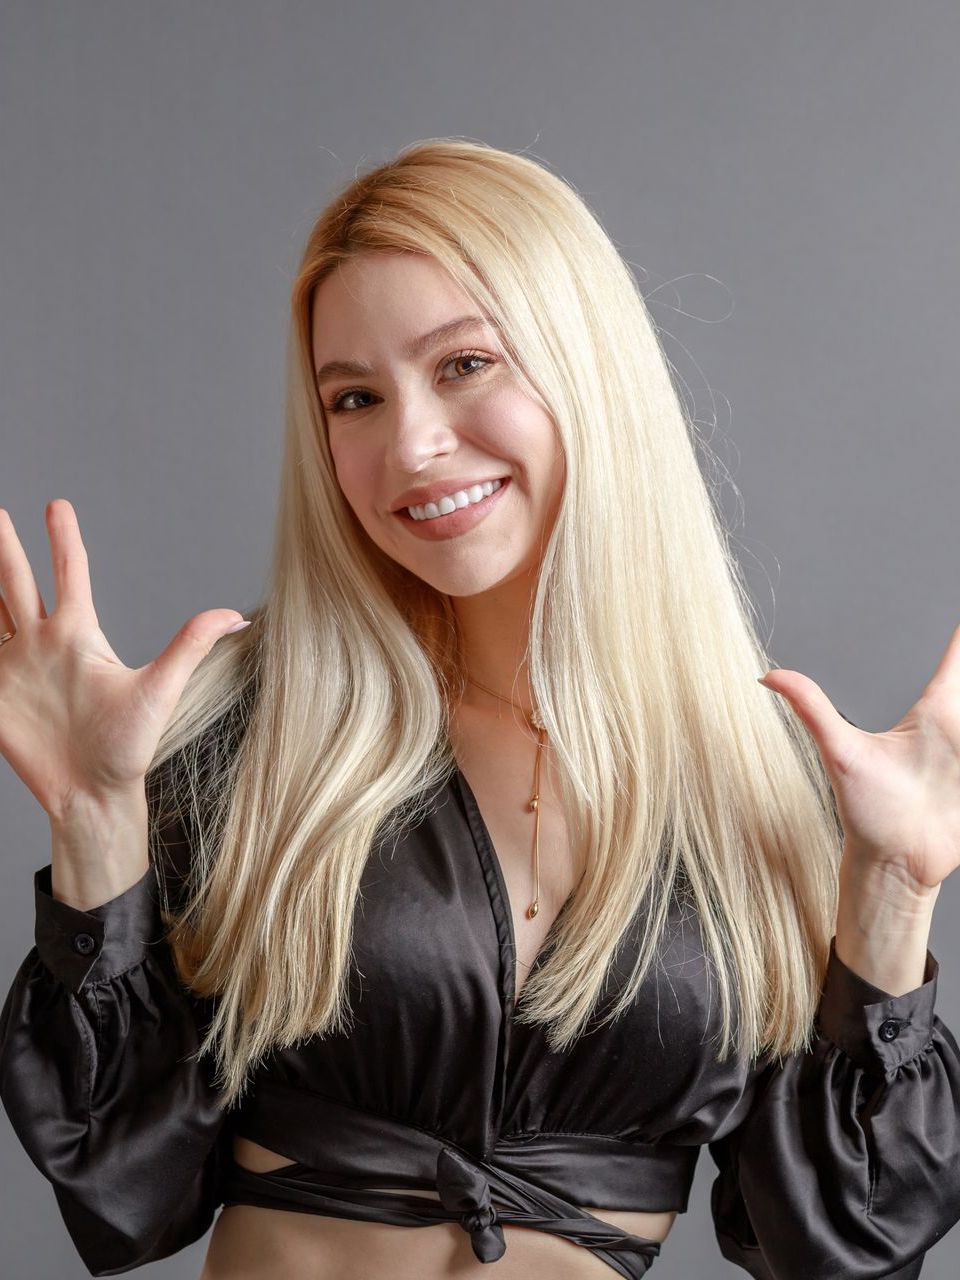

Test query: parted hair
[146,137,843,1111]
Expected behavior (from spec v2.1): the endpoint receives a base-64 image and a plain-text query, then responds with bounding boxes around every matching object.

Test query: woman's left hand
[759,621,960,894]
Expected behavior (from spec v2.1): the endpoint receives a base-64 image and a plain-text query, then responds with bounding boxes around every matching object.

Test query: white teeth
[407,478,504,521]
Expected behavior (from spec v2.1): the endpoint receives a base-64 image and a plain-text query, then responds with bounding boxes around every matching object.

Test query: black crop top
[1,761,958,1279]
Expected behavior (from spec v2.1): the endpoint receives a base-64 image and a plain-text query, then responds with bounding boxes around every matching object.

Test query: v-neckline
[453,763,574,1010]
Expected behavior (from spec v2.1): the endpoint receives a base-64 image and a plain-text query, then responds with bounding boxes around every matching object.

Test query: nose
[381,387,462,475]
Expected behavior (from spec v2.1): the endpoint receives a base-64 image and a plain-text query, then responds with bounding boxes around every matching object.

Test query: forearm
[49,784,151,911]
[834,849,940,996]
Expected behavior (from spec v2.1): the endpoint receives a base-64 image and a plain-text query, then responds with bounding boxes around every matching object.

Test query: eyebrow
[314,315,497,385]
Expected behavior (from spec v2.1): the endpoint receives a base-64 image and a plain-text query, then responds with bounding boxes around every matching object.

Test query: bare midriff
[199,1136,677,1280]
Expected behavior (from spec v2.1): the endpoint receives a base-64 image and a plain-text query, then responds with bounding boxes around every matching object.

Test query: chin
[416,574,502,598]
[431,565,528,599]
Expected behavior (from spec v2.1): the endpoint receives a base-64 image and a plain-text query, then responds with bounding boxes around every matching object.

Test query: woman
[0,138,958,1280]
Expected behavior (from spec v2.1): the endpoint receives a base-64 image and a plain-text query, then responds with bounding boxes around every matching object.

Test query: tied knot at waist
[435,1146,506,1262]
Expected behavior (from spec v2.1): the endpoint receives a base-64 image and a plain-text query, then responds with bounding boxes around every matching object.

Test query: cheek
[329,442,375,517]
[475,388,541,453]
[482,396,558,472]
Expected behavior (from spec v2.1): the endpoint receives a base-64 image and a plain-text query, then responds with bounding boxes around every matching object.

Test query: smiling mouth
[393,475,511,531]
[401,477,507,522]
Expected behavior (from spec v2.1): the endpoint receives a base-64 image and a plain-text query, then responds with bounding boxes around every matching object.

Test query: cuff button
[71,932,97,956]
[878,1018,902,1042]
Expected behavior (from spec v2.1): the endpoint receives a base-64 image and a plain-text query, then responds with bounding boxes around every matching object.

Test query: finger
[0,507,48,630]
[46,498,97,618]
[0,588,13,638]
[137,609,250,718]
[923,619,960,694]
[760,669,862,772]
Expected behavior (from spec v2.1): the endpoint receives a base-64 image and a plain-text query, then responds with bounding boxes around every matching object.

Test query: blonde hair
[148,137,843,1111]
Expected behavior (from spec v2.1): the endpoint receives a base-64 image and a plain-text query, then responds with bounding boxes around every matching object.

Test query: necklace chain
[463,674,546,919]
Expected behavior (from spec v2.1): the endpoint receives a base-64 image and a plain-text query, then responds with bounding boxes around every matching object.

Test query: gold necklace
[463,674,546,919]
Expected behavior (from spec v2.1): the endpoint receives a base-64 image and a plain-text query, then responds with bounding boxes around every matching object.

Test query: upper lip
[390,475,508,513]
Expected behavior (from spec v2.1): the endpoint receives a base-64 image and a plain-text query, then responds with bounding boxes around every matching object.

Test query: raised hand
[0,498,249,821]
[759,620,960,897]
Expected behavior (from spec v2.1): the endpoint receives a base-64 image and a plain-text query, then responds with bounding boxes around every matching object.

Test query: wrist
[47,779,148,827]
[835,851,937,995]
[839,845,941,917]
[49,785,151,911]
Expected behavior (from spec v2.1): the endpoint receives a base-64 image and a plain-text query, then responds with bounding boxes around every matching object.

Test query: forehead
[310,252,481,355]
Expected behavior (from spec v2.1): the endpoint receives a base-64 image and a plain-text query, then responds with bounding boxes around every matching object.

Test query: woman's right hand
[0,498,249,821]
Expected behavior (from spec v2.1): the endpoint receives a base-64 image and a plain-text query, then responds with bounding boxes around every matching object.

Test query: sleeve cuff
[815,933,939,1075]
[33,861,166,993]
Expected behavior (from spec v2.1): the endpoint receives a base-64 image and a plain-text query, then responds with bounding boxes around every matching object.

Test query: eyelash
[322,349,495,415]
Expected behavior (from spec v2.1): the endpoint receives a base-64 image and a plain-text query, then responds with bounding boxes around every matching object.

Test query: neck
[452,571,537,713]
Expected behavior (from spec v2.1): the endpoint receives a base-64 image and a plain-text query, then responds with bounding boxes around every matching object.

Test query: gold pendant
[526,901,539,918]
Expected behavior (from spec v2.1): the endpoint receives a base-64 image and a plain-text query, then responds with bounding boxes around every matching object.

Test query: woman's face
[310,251,564,599]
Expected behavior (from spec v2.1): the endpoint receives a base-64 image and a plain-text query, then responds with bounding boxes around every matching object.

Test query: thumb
[140,609,250,716]
[759,668,860,769]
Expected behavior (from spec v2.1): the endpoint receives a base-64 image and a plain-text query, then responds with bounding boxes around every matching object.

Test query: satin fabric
[221,1077,663,1278]
[222,1149,660,1279]
[1,754,958,1278]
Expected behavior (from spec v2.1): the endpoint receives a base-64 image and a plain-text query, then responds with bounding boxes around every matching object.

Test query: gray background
[1,1,958,1276]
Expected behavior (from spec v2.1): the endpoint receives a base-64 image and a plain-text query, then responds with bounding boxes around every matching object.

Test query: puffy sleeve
[708,934,960,1280]
[0,802,232,1276]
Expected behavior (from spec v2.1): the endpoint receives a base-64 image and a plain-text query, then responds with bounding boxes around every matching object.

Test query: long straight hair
[147,137,843,1111]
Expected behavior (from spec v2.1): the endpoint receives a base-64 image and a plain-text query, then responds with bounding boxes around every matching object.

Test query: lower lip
[394,478,511,541]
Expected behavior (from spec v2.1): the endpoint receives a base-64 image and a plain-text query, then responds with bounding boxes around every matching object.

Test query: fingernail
[225,619,251,633]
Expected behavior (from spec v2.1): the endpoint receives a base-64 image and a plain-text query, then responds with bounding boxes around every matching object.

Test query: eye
[323,349,495,415]
[440,350,493,381]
